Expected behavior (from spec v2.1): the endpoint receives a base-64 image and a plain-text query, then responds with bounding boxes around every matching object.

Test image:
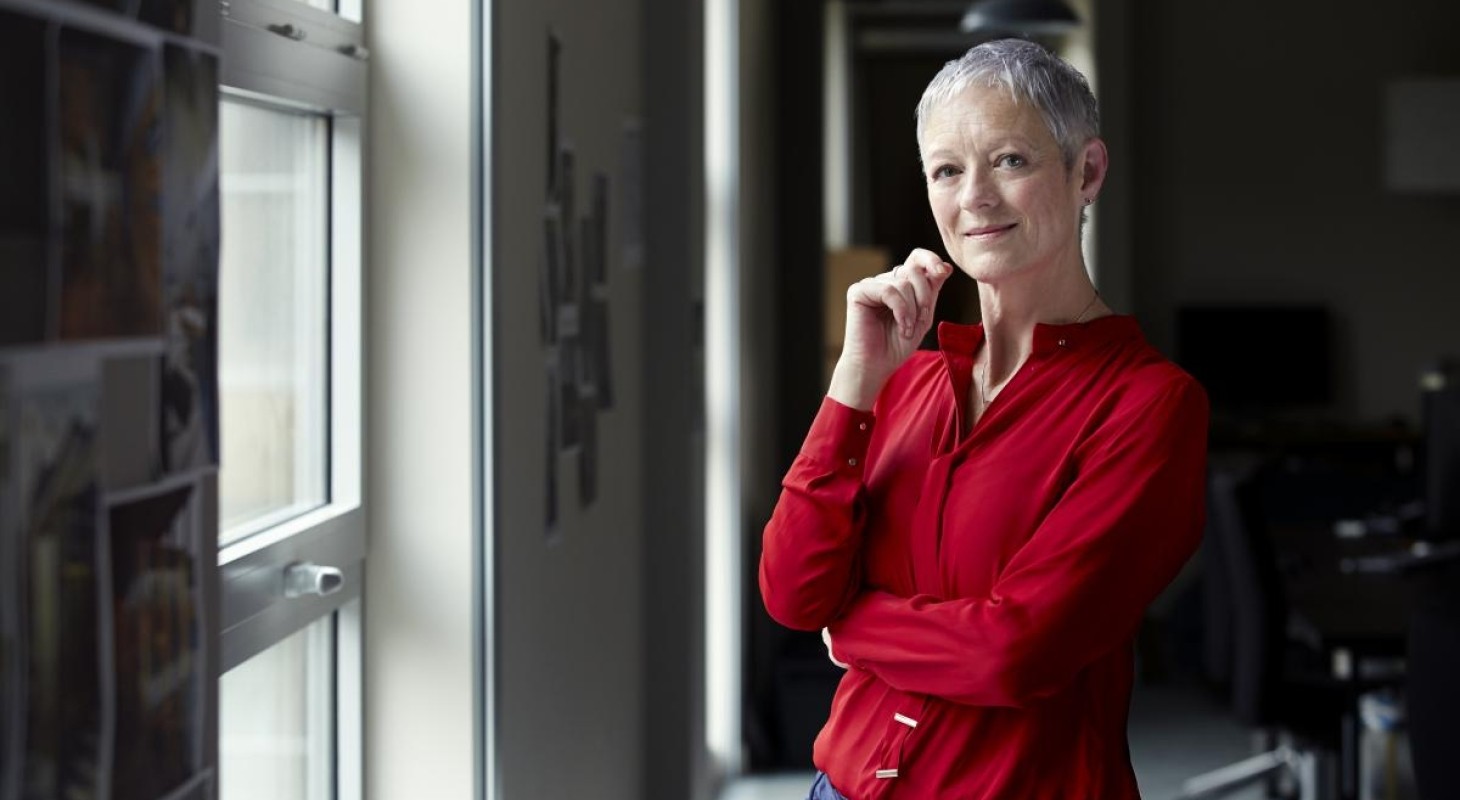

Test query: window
[216,1,366,798]
[218,99,330,542]
[220,615,335,800]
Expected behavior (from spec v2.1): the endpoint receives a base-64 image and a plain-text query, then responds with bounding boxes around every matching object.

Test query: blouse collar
[936,314,1143,358]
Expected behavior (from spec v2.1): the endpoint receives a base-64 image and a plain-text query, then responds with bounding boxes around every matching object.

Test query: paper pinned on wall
[540,205,563,344]
[588,172,609,286]
[619,118,644,270]
[557,143,578,300]
[160,44,221,472]
[7,353,105,800]
[584,291,613,411]
[558,338,582,451]
[57,28,165,341]
[578,389,597,509]
[107,476,208,800]
[0,11,51,349]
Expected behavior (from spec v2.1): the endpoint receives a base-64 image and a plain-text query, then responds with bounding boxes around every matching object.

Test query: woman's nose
[958,168,996,210]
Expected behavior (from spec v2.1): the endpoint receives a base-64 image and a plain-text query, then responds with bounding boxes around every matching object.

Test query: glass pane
[220,618,335,800]
[297,0,335,10]
[218,100,329,543]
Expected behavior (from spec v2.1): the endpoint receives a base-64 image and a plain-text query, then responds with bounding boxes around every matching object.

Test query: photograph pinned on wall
[577,389,598,509]
[107,478,206,800]
[558,338,583,451]
[539,205,562,344]
[584,293,614,411]
[619,118,644,270]
[57,28,164,341]
[556,302,580,343]
[556,144,578,301]
[160,44,221,473]
[545,29,561,194]
[100,355,162,493]
[545,360,560,543]
[578,215,597,304]
[589,172,610,285]
[0,10,52,348]
[137,0,197,36]
[9,354,105,800]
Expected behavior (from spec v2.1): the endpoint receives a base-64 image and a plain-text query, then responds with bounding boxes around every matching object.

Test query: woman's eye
[930,164,960,181]
[997,154,1026,169]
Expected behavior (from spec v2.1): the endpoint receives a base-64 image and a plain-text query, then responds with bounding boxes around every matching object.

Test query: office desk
[1280,529,1413,650]
[1274,527,1413,800]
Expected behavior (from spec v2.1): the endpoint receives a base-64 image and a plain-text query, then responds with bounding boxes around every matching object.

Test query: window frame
[215,1,367,799]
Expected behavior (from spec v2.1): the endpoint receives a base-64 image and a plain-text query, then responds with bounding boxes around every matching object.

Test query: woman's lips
[965,223,1017,239]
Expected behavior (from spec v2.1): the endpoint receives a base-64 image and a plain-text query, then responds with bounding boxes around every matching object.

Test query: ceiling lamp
[959,0,1081,35]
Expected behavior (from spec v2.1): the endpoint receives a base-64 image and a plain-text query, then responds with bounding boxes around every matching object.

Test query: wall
[641,0,710,795]
[492,0,648,798]
[1129,0,1460,424]
[364,0,476,797]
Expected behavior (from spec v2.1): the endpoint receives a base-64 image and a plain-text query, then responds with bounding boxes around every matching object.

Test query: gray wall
[1126,0,1460,424]
[641,0,709,796]
[493,0,652,798]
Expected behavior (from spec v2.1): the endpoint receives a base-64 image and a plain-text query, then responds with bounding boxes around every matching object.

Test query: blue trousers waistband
[806,771,850,800]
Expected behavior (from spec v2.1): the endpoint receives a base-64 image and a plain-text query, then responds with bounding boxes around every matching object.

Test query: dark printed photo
[0,11,51,347]
[578,391,597,508]
[540,207,562,344]
[160,45,221,473]
[139,0,197,35]
[57,30,163,340]
[109,482,205,800]
[16,368,103,800]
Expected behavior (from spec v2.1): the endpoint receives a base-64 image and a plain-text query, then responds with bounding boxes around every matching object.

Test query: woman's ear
[1078,137,1109,197]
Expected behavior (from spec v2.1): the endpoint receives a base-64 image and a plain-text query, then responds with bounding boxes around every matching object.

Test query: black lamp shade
[960,0,1081,35]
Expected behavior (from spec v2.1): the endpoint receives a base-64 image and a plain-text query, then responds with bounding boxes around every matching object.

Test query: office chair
[1350,542,1460,800]
[1178,469,1347,800]
[1408,563,1460,800]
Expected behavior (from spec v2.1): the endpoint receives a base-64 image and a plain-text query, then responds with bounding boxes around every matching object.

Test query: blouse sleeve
[827,375,1209,707]
[758,396,877,631]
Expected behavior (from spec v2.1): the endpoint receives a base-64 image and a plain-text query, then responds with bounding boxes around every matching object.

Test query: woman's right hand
[828,249,954,410]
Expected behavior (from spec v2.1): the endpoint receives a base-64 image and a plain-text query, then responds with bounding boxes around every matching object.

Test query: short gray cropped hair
[915,38,1100,169]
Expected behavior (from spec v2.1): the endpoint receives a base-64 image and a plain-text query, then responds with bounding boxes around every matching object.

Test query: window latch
[284,561,345,599]
[267,23,307,41]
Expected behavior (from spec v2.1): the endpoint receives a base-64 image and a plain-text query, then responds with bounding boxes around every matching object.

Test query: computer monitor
[1176,305,1333,414]
[1425,367,1460,539]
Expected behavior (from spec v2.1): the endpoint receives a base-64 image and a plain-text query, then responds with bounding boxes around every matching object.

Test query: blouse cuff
[801,396,876,473]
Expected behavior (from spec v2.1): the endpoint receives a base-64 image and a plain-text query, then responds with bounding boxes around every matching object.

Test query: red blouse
[760,316,1209,800]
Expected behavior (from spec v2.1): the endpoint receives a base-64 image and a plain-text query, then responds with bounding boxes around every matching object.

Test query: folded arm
[829,377,1209,706]
[759,397,877,631]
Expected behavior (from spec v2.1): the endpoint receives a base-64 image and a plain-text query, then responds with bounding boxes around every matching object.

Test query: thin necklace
[978,289,1100,405]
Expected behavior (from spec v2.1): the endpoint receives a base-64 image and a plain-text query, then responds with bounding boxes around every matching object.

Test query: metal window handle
[267,23,307,41]
[284,562,344,599]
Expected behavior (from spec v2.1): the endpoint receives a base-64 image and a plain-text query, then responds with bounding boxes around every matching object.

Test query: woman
[760,39,1209,799]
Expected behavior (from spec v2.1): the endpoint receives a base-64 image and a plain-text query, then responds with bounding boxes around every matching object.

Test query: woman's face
[919,84,1098,285]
